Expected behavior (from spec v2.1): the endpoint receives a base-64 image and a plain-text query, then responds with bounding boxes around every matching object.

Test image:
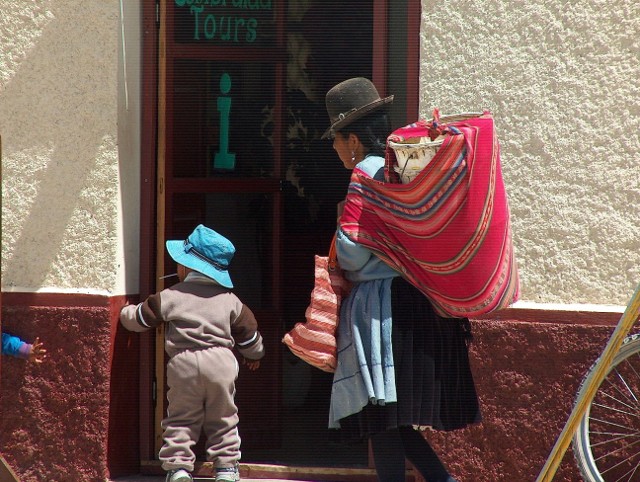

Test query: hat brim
[321,95,394,139]
[166,240,234,288]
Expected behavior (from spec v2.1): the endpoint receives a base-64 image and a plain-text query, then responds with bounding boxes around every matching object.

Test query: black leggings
[370,426,451,482]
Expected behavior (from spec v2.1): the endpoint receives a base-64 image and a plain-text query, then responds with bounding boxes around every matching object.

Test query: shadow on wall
[0,1,120,290]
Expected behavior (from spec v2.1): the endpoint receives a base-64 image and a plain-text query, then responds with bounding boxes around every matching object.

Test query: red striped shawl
[339,111,519,318]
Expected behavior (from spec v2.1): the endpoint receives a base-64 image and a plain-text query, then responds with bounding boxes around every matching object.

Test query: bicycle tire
[573,333,640,482]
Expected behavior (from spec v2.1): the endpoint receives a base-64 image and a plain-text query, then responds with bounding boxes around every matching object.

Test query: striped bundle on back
[340,111,519,318]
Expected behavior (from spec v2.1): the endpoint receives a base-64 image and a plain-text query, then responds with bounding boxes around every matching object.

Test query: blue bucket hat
[166,225,235,288]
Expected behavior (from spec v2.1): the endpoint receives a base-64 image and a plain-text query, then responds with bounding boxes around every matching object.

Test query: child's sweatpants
[160,346,240,472]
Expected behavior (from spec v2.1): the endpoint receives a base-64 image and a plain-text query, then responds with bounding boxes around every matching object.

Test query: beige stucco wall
[421,0,640,307]
[2,0,637,305]
[0,0,140,295]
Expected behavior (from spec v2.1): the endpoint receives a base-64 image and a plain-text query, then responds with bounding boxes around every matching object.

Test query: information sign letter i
[214,73,236,169]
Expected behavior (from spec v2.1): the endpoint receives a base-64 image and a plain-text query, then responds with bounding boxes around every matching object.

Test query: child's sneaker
[215,465,240,481]
[165,468,193,482]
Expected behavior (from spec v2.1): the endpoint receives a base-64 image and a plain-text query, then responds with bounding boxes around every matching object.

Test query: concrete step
[112,462,381,482]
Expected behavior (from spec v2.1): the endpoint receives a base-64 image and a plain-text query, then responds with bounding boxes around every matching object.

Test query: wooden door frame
[406,0,420,122]
[139,0,159,462]
[372,0,420,124]
[153,0,167,455]
[137,0,422,471]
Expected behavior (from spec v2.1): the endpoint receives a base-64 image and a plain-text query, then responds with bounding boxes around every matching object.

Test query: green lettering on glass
[214,73,236,170]
[176,0,270,43]
[190,5,204,40]
[176,0,228,5]
[219,16,232,41]
[245,18,257,42]
[231,0,271,8]
[204,12,216,39]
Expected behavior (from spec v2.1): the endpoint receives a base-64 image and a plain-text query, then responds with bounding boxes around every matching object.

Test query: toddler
[120,225,265,482]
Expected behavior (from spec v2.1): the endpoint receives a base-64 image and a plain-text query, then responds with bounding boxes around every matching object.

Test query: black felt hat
[321,77,394,139]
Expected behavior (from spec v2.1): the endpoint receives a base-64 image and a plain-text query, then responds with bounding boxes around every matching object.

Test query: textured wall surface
[420,0,640,306]
[428,318,615,482]
[0,1,122,293]
[1,2,637,480]
[0,1,141,479]
[0,306,114,482]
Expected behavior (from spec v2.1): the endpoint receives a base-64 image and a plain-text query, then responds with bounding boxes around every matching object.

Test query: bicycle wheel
[573,333,640,482]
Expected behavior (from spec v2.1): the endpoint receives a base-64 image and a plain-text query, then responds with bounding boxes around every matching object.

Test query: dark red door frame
[139,0,159,462]
[406,0,420,122]
[373,0,420,124]
[372,0,388,94]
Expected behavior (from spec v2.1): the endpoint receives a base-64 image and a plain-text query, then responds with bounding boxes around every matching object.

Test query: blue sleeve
[336,228,373,272]
[2,332,26,358]
[336,154,385,272]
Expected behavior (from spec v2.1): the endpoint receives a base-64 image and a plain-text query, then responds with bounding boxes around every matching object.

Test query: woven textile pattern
[283,240,351,373]
[340,112,519,318]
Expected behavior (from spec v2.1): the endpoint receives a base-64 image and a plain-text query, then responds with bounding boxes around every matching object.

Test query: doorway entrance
[140,0,420,474]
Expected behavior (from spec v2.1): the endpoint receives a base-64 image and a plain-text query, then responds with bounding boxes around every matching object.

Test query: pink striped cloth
[282,236,350,372]
[339,111,519,318]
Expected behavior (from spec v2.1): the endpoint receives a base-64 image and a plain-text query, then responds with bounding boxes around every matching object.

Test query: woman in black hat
[323,78,480,482]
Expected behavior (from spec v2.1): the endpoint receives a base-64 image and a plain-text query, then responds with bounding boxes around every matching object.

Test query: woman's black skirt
[336,277,481,441]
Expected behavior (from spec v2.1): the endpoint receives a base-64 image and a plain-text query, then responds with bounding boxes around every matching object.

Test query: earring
[351,151,356,162]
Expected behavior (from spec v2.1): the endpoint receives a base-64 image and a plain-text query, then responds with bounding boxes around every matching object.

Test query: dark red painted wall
[0,296,621,482]
[0,295,139,482]
[423,316,616,482]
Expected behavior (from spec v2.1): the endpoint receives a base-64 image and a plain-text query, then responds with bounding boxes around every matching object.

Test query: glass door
[156,0,286,454]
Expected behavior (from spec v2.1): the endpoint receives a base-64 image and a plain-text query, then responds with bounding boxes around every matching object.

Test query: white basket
[389,112,483,183]
[390,136,445,184]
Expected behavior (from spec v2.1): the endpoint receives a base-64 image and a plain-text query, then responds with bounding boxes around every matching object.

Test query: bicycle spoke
[592,401,640,421]
[615,368,640,405]
[613,459,640,482]
[573,336,640,482]
[599,447,640,480]
[593,434,640,462]
[598,369,640,413]
[589,416,640,433]
[589,431,640,449]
